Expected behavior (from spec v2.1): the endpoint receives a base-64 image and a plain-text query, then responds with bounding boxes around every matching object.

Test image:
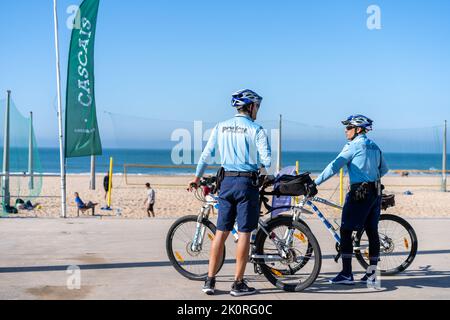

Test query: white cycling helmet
[342,114,374,131]
[231,89,263,108]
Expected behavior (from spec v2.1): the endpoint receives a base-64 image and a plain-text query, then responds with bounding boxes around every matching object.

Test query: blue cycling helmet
[231,89,263,108]
[342,114,374,131]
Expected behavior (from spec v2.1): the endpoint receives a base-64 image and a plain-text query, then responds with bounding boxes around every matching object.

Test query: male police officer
[314,115,388,285]
[189,89,271,296]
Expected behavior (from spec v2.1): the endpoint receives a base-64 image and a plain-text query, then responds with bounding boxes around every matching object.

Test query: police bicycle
[166,175,323,292]
[265,174,417,276]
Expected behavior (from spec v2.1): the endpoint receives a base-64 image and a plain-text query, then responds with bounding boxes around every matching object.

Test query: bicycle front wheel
[354,214,418,275]
[166,215,225,281]
[254,216,322,292]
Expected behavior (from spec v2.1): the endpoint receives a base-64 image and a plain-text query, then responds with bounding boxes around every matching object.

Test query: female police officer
[314,115,389,285]
[189,89,271,296]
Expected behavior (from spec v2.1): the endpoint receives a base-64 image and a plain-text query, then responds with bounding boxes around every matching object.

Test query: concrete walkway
[0,217,449,300]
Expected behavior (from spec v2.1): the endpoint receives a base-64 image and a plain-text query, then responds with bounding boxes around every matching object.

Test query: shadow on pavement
[205,265,450,296]
[302,266,450,295]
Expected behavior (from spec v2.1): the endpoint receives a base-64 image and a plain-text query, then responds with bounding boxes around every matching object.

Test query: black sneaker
[328,272,355,285]
[230,279,257,297]
[202,277,216,295]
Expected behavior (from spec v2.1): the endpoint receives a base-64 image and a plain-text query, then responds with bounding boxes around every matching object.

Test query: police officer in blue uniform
[189,89,271,296]
[314,115,389,285]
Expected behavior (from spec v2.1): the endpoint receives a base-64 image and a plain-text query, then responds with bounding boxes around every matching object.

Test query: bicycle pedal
[253,264,263,275]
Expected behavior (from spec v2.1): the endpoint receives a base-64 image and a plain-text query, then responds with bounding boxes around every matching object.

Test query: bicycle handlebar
[199,176,217,187]
[195,173,318,208]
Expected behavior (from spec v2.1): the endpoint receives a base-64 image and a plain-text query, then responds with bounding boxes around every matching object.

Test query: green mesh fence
[0,98,43,214]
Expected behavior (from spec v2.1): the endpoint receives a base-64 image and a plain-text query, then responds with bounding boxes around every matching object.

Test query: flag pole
[53,0,67,218]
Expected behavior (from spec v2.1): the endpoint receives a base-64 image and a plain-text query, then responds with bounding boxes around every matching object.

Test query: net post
[295,161,300,205]
[339,168,344,205]
[442,120,447,192]
[107,157,113,208]
[2,90,11,211]
[28,111,34,190]
[90,155,96,190]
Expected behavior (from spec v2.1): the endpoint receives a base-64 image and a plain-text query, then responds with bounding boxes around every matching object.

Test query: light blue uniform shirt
[195,114,272,177]
[315,134,389,186]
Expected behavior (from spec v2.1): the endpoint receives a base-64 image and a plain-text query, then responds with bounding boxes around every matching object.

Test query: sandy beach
[3,174,449,219]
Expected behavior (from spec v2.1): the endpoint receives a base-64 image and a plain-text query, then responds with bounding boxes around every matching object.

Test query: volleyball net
[0,97,44,213]
[104,110,446,173]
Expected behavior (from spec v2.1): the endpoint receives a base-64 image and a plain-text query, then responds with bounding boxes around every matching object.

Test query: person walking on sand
[103,172,112,200]
[188,89,271,297]
[144,183,156,218]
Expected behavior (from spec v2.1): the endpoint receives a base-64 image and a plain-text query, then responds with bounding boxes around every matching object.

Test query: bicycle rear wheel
[166,215,225,281]
[354,214,418,275]
[254,216,322,292]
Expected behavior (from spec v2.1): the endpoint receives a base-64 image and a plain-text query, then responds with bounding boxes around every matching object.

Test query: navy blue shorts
[341,190,381,231]
[217,176,260,233]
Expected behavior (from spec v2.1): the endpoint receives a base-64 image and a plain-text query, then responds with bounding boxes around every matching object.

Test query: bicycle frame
[296,196,393,254]
[194,191,343,247]
[302,197,343,244]
[191,193,296,263]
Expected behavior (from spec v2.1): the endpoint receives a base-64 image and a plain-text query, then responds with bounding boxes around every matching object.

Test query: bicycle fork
[190,206,210,252]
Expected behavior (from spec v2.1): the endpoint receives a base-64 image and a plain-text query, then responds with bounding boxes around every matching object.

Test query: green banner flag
[65,0,102,158]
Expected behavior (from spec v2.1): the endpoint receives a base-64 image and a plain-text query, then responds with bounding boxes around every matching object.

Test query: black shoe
[202,277,216,295]
[328,272,355,285]
[230,279,257,297]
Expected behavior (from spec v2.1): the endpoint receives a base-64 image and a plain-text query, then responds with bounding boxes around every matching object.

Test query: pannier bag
[275,173,313,196]
[381,194,395,211]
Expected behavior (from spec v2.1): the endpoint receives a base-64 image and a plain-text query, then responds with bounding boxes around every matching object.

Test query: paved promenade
[0,217,449,300]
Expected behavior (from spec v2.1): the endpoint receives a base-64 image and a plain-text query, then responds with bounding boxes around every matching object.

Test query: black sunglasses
[345,125,356,131]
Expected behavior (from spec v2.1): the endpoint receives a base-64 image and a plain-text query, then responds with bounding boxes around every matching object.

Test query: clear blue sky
[1,0,449,147]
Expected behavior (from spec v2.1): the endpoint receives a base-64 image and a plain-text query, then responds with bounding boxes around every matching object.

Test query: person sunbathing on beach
[15,199,41,211]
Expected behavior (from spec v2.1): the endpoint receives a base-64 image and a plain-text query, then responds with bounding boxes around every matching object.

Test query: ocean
[2,148,446,175]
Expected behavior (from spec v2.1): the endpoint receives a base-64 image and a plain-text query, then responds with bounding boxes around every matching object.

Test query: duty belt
[351,181,382,196]
[224,171,257,178]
